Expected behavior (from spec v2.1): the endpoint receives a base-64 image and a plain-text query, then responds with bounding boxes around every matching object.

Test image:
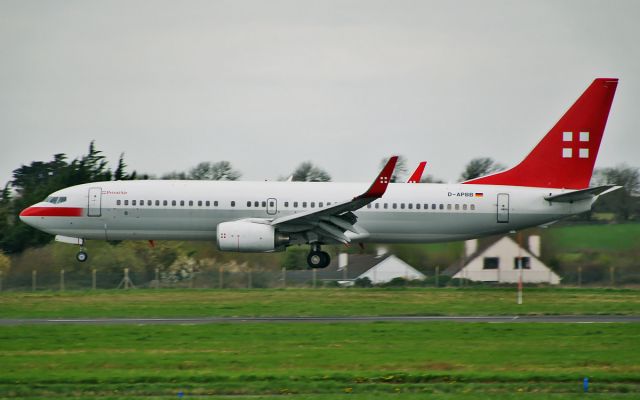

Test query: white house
[286,250,425,286]
[444,235,561,284]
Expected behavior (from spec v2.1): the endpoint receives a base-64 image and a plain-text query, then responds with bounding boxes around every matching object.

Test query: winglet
[407,161,427,183]
[354,156,398,200]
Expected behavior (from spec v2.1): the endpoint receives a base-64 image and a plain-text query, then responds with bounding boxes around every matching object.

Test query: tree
[459,157,506,181]
[291,162,331,182]
[380,156,408,183]
[592,164,640,221]
[114,153,137,181]
[0,250,10,275]
[189,161,241,181]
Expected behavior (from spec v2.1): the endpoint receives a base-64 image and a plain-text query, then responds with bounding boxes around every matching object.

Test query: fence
[0,265,637,292]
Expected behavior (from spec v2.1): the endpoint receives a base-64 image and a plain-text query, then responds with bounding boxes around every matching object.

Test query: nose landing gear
[307,244,331,269]
[76,251,88,262]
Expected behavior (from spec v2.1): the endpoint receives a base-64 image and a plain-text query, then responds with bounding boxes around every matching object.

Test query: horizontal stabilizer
[544,185,621,203]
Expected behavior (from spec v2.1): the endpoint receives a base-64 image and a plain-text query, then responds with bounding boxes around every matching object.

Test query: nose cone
[19,206,35,225]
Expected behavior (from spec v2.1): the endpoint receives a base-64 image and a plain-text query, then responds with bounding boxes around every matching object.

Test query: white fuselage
[21,180,589,245]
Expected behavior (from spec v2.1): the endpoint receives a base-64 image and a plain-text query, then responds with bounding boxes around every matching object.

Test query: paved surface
[1,315,639,325]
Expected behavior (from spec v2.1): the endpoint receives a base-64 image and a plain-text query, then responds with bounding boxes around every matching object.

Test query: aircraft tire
[76,251,88,263]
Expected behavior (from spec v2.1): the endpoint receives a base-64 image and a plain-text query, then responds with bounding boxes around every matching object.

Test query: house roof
[285,253,394,283]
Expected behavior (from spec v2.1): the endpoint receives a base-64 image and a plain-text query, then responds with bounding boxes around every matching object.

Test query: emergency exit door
[497,193,509,223]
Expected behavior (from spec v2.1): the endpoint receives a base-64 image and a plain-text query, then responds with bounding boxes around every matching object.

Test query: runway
[1,315,639,325]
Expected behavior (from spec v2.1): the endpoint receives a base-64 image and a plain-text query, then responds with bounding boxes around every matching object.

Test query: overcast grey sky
[1,0,638,186]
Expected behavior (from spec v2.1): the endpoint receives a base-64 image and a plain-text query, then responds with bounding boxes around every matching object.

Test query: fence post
[435,266,439,287]
[312,268,317,289]
[60,269,65,292]
[578,266,582,287]
[0,270,3,292]
[219,266,224,289]
[282,267,286,288]
[92,269,96,290]
[189,267,194,289]
[610,266,615,287]
[32,270,37,291]
[155,268,159,289]
[247,266,252,289]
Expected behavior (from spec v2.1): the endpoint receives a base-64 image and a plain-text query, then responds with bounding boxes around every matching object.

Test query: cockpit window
[44,196,67,204]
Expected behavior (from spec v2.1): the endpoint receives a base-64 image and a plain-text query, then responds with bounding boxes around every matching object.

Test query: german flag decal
[475,193,484,198]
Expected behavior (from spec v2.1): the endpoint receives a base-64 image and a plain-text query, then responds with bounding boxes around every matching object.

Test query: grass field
[545,223,640,252]
[1,288,639,319]
[1,288,639,399]
[1,322,639,399]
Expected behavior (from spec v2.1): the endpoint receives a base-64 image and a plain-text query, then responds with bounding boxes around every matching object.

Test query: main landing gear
[307,244,331,269]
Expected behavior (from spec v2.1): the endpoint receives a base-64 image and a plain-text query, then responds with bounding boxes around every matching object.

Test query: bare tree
[459,157,506,181]
[291,162,331,182]
[380,155,408,183]
[592,164,640,221]
[189,161,241,181]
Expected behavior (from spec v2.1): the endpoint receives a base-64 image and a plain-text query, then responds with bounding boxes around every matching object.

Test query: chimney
[528,235,541,257]
[464,239,477,258]
[338,253,349,270]
[376,246,388,257]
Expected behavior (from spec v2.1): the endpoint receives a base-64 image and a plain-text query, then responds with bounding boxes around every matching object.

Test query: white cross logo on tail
[562,131,589,158]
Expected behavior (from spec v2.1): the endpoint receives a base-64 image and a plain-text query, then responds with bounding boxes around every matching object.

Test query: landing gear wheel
[76,251,88,262]
[307,250,331,269]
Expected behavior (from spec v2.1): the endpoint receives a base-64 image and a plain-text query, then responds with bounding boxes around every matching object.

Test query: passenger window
[294,202,298,208]
[401,203,405,210]
[189,201,193,206]
[439,204,443,210]
[139,200,143,205]
[254,201,259,207]
[214,201,219,207]
[319,202,323,207]
[327,202,332,206]
[261,201,266,207]
[384,203,388,209]
[206,201,210,207]
[447,204,452,210]
[269,201,274,207]
[231,201,235,207]
[172,200,177,206]
[408,203,413,209]
[198,201,202,206]
[284,201,289,207]
[392,203,397,209]
[455,204,460,210]
[147,200,152,206]
[247,201,252,207]
[463,204,468,210]
[470,204,475,210]
[132,200,136,206]
[416,204,420,210]
[180,200,185,206]
[155,200,160,206]
[310,202,315,208]
[117,200,121,206]
[432,204,436,210]
[163,200,168,206]
[303,202,307,208]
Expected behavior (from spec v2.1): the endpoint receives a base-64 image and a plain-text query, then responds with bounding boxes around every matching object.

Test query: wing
[271,156,398,244]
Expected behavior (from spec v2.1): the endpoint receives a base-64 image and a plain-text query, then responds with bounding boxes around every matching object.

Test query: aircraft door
[266,198,277,215]
[497,193,509,223]
[88,187,102,217]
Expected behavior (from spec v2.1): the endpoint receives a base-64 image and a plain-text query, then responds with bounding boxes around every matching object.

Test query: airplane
[20,78,620,268]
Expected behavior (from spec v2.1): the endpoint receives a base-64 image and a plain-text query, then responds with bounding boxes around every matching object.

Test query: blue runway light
[583,377,589,392]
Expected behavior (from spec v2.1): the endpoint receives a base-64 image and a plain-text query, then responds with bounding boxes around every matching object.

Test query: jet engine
[216,220,289,252]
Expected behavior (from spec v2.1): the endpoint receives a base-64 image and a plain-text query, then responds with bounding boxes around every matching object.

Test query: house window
[124,200,129,206]
[514,257,531,269]
[117,200,121,206]
[132,200,136,206]
[483,257,500,269]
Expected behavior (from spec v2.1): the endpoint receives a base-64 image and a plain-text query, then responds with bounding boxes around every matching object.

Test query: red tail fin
[463,78,618,189]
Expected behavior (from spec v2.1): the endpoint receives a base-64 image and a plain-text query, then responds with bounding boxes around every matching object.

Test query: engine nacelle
[216,220,288,252]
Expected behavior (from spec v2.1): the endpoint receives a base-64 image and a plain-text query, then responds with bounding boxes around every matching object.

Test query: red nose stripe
[20,207,83,217]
